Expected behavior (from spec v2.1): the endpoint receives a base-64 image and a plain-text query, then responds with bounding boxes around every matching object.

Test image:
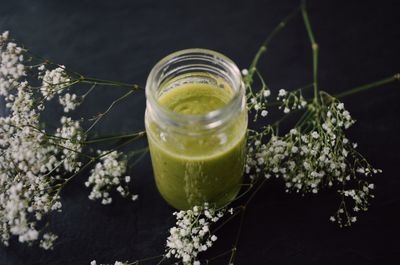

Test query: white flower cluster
[246,100,380,226]
[165,203,224,265]
[59,92,80,113]
[244,68,271,121]
[38,64,71,100]
[54,116,84,172]
[0,31,25,97]
[276,88,307,114]
[38,60,82,114]
[39,232,58,250]
[0,84,63,246]
[85,151,137,205]
[0,31,85,248]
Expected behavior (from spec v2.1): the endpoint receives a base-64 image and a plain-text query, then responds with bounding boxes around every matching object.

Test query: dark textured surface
[1,0,400,264]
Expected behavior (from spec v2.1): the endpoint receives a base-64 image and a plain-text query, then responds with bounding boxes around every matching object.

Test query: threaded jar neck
[145,48,244,134]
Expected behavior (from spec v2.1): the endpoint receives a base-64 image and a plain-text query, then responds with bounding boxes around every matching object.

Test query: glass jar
[145,48,247,210]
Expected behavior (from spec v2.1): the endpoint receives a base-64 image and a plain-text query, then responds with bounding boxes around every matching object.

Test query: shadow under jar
[145,48,247,210]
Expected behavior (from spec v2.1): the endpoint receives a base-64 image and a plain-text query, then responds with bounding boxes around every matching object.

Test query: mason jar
[145,48,247,210]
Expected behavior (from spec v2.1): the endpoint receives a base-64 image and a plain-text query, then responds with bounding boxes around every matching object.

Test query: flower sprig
[165,203,226,265]
[244,69,271,121]
[85,150,139,205]
[246,95,381,226]
[0,30,145,249]
[243,0,389,227]
[276,87,308,114]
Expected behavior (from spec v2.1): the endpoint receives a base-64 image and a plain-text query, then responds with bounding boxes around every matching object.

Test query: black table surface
[1,0,399,264]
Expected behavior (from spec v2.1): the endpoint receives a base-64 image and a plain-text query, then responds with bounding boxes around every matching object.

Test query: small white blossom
[39,233,58,250]
[278,89,287,97]
[311,131,319,139]
[276,88,307,113]
[261,110,268,117]
[59,92,80,112]
[263,90,271,97]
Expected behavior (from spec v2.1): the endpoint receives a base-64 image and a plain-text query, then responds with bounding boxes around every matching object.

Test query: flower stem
[335,73,400,99]
[57,134,140,195]
[228,178,267,264]
[127,147,149,168]
[80,77,141,90]
[245,5,300,86]
[84,131,146,144]
[205,248,234,264]
[85,89,136,134]
[212,207,243,233]
[301,0,319,103]
[126,254,165,265]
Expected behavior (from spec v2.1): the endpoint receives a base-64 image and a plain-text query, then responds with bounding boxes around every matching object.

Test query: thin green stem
[25,48,141,91]
[51,158,96,202]
[335,73,400,99]
[228,178,267,264]
[81,77,140,90]
[84,131,146,144]
[301,0,319,103]
[50,142,93,159]
[212,207,243,233]
[156,256,166,265]
[127,254,165,265]
[222,183,254,207]
[244,178,267,206]
[56,134,140,196]
[85,89,136,134]
[245,5,301,86]
[247,46,267,86]
[82,83,97,99]
[205,248,234,264]
[127,147,149,168]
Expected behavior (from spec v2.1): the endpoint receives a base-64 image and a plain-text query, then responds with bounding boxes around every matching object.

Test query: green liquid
[147,83,247,210]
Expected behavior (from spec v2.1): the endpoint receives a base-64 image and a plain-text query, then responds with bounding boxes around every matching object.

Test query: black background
[1,0,400,264]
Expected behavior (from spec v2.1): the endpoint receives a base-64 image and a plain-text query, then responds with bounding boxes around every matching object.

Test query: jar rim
[145,48,244,129]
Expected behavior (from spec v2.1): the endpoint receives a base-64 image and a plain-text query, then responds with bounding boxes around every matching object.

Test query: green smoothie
[146,82,247,210]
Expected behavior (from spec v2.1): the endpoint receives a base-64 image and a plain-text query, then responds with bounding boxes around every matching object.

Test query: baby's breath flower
[0,31,85,248]
[246,96,380,227]
[0,33,25,97]
[59,92,81,113]
[165,203,225,265]
[277,88,307,113]
[263,89,271,97]
[54,116,85,172]
[278,89,287,97]
[261,110,268,117]
[85,151,137,204]
[39,233,58,250]
[245,67,272,121]
[39,65,71,100]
